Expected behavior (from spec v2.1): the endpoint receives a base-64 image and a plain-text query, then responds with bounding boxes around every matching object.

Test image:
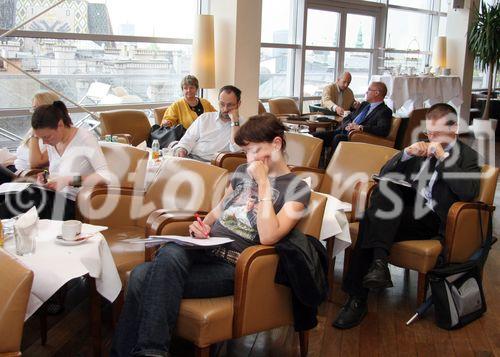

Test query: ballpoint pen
[194,213,209,238]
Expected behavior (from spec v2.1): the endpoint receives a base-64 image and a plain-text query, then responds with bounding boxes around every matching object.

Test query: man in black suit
[314,81,392,160]
[333,103,481,329]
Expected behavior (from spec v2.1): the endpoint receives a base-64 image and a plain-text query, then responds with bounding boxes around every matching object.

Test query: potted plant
[468,1,500,121]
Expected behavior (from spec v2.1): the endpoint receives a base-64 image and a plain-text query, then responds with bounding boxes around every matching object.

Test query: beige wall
[207,0,262,120]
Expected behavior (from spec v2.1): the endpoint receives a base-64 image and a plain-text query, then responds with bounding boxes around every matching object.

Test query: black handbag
[427,205,492,330]
[147,124,186,149]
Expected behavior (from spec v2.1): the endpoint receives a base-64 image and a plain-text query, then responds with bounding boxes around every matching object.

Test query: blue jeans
[111,243,235,357]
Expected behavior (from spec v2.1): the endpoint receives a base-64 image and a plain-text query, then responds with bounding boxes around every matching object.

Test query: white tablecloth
[372,75,463,116]
[315,192,352,257]
[3,220,122,320]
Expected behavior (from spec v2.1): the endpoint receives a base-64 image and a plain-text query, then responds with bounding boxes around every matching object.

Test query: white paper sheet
[0,182,32,194]
[125,235,234,247]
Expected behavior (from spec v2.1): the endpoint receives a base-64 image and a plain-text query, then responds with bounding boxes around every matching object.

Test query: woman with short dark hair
[111,113,311,357]
[161,74,216,129]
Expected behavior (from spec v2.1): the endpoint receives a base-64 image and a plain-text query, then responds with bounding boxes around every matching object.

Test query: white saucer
[55,235,91,246]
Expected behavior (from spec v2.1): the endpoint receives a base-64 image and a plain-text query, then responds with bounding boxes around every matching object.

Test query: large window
[259,0,448,108]
[259,0,298,98]
[0,0,199,144]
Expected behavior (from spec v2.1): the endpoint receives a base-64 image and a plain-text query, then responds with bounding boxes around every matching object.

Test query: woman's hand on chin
[247,161,269,185]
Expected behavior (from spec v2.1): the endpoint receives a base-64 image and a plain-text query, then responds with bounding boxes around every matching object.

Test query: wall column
[207,0,262,120]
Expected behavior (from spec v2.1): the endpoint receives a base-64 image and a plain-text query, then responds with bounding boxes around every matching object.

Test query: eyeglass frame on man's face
[218,101,237,110]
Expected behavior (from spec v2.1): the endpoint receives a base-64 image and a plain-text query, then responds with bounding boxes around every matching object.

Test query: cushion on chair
[175,296,234,347]
[349,222,442,273]
[102,226,145,283]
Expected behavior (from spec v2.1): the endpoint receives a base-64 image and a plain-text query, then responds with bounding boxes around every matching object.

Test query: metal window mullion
[296,0,307,110]
[260,43,300,49]
[387,4,446,16]
[304,45,340,51]
[337,9,347,77]
[0,29,193,45]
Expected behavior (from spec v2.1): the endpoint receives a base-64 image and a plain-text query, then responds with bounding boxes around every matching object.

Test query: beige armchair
[348,116,402,148]
[212,132,324,172]
[98,142,149,189]
[0,250,34,356]
[99,110,151,146]
[347,165,499,304]
[153,106,168,126]
[142,191,328,357]
[268,97,301,117]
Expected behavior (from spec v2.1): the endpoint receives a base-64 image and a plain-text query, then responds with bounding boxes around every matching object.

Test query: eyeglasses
[423,129,453,137]
[366,88,379,92]
[219,102,236,110]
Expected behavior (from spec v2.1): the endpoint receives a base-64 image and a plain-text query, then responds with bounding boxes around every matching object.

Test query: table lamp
[192,14,215,95]
[431,36,447,75]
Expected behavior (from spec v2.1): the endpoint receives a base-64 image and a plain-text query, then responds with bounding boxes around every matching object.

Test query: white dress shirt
[175,111,240,161]
[47,128,111,201]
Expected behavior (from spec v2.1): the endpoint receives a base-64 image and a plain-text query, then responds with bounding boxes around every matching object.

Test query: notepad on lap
[372,174,412,188]
[124,235,234,247]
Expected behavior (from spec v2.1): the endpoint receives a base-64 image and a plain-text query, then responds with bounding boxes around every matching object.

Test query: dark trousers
[0,186,75,220]
[0,165,16,185]
[343,182,441,298]
[111,244,235,357]
[313,129,349,164]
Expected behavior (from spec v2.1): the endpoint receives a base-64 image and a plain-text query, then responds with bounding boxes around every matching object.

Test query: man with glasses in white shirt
[174,85,242,162]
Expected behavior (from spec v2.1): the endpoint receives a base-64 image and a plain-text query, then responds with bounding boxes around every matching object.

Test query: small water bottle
[152,139,160,160]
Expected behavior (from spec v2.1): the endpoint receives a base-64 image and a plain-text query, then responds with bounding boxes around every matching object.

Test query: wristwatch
[231,121,240,127]
[72,175,82,187]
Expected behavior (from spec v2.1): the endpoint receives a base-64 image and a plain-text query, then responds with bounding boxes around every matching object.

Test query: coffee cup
[61,220,82,241]
[343,111,351,118]
[310,115,318,122]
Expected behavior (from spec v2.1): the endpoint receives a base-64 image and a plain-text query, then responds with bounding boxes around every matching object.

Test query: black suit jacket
[380,140,481,233]
[341,101,392,137]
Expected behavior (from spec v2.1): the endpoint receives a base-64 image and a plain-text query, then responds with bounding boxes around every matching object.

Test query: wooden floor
[20,135,500,357]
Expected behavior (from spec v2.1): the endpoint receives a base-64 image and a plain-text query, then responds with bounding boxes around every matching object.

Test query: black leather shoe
[332,295,367,329]
[362,259,393,289]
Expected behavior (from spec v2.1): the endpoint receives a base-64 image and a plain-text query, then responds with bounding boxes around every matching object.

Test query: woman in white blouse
[14,91,59,171]
[0,101,110,220]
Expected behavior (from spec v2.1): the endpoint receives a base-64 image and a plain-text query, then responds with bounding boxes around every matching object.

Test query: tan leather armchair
[0,250,34,356]
[400,108,428,149]
[142,191,328,357]
[78,157,229,284]
[268,97,301,116]
[212,132,324,172]
[153,106,168,126]
[347,165,499,304]
[348,116,402,148]
[98,142,149,189]
[100,110,151,146]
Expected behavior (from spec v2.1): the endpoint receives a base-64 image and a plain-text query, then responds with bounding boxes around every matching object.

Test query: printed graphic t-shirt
[210,164,311,254]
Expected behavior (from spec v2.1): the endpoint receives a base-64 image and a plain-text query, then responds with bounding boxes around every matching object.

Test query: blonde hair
[22,91,61,145]
[32,91,60,107]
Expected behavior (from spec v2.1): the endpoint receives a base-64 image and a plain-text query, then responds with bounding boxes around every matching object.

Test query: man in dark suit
[333,103,481,329]
[314,81,392,160]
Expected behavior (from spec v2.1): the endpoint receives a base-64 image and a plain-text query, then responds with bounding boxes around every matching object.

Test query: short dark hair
[426,103,457,126]
[219,85,242,102]
[31,101,73,129]
[235,113,286,150]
